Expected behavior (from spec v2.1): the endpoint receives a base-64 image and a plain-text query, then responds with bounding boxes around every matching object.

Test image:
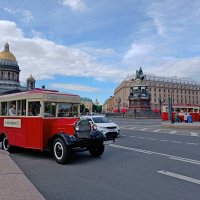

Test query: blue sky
[1,0,200,104]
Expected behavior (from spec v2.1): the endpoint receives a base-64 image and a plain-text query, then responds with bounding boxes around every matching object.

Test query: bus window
[44,102,56,117]
[188,108,193,113]
[58,103,71,117]
[1,102,7,116]
[17,100,26,116]
[8,101,16,116]
[72,104,78,117]
[28,101,40,116]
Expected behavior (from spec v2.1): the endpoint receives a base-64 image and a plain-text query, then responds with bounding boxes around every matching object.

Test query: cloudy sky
[1,0,200,104]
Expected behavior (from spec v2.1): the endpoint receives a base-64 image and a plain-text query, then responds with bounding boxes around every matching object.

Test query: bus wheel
[2,135,13,152]
[89,144,105,157]
[53,138,71,164]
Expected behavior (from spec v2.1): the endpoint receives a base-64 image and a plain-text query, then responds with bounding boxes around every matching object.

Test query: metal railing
[105,111,161,119]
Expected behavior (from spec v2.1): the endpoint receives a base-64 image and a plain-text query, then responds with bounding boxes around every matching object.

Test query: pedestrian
[9,103,16,116]
[184,112,188,123]
[175,111,182,123]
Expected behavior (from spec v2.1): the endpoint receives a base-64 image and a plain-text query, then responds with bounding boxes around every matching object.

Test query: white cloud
[62,0,87,11]
[0,21,24,39]
[0,20,125,83]
[50,83,99,92]
[22,10,34,22]
[124,43,153,61]
[3,7,34,23]
[152,57,200,80]
[4,7,16,14]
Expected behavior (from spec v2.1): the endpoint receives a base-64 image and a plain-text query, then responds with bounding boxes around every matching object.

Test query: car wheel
[53,138,71,164]
[2,135,13,153]
[89,143,105,157]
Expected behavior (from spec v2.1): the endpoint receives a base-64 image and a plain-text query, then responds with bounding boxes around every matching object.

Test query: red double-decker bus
[0,89,112,164]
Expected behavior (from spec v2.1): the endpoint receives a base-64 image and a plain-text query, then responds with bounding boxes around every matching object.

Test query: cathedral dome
[0,43,18,65]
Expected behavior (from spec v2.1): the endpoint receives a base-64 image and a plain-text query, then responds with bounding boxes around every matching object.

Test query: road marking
[128,127,137,130]
[109,144,152,154]
[187,143,198,146]
[153,129,161,132]
[190,132,198,136]
[140,128,149,131]
[157,170,200,185]
[169,130,177,134]
[109,144,200,165]
[129,135,198,146]
[160,140,168,142]
[138,137,145,139]
[129,135,136,138]
[148,138,156,140]
[169,156,200,165]
[171,141,182,144]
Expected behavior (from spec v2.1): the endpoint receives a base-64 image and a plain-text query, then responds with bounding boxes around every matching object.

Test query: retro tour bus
[161,104,200,122]
[0,89,111,164]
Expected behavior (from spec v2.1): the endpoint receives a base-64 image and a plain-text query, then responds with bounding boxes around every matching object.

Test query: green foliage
[80,103,85,113]
[92,104,102,113]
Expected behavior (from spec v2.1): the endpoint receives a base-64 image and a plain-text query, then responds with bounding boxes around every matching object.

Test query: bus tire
[2,135,13,153]
[89,143,105,157]
[53,137,71,164]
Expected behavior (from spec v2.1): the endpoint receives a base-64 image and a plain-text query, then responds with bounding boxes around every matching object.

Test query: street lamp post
[168,95,173,124]
[158,98,162,114]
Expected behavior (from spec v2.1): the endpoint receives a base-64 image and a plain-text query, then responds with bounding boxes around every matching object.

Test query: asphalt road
[10,119,200,200]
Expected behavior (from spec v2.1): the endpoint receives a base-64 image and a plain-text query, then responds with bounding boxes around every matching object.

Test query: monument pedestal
[129,98,150,111]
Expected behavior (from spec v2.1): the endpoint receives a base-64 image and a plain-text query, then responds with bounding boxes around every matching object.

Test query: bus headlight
[75,125,79,131]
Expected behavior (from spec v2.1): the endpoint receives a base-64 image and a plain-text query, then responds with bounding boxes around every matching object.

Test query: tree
[92,104,102,113]
[80,104,85,113]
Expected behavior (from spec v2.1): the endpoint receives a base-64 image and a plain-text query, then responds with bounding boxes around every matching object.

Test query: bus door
[25,100,43,149]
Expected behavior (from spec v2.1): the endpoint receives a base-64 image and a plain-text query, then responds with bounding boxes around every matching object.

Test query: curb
[0,148,46,200]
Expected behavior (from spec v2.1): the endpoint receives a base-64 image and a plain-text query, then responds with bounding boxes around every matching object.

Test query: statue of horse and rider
[135,67,145,81]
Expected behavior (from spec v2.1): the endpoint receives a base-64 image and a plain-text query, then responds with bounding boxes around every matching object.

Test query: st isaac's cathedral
[0,42,35,94]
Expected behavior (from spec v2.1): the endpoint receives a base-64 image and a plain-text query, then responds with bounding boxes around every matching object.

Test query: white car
[81,115,120,139]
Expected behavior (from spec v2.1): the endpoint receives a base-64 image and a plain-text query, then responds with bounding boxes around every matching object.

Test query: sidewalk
[0,148,45,200]
[161,121,200,130]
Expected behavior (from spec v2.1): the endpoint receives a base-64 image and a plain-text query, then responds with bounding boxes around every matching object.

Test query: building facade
[80,97,93,113]
[0,43,35,94]
[112,74,200,112]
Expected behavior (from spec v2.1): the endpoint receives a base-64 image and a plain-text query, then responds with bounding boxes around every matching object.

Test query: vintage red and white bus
[0,89,112,164]
[161,104,200,121]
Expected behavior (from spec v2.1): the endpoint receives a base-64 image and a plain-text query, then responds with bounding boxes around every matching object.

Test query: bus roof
[0,88,80,103]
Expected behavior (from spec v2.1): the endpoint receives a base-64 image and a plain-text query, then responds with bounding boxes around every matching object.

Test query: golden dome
[0,43,17,62]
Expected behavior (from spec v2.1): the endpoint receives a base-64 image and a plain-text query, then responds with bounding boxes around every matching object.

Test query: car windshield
[92,117,110,123]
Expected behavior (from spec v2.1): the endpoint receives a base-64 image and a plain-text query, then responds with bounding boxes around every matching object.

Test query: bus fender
[49,132,76,150]
[57,133,76,145]
[0,133,6,142]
